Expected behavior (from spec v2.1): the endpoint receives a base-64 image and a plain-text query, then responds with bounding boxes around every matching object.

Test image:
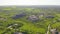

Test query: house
[57,19,60,22]
[45,15,55,18]
[28,15,39,22]
[0,16,7,21]
[7,23,23,29]
[12,13,26,19]
[38,13,44,18]
[14,32,23,34]
[14,31,28,34]
[59,32,60,34]
[50,29,58,34]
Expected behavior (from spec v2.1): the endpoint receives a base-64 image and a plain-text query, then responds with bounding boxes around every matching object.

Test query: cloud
[0,0,60,5]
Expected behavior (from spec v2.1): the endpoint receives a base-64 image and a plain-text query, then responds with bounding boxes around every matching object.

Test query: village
[0,6,60,34]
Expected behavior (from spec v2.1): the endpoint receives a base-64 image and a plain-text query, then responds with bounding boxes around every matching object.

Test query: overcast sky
[0,0,60,6]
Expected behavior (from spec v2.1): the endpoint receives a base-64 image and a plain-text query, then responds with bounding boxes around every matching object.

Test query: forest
[0,6,60,34]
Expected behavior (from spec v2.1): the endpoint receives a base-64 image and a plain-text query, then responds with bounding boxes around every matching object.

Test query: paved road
[46,24,50,34]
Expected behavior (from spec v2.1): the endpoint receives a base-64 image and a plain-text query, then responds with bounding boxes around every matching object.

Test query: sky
[0,0,60,6]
